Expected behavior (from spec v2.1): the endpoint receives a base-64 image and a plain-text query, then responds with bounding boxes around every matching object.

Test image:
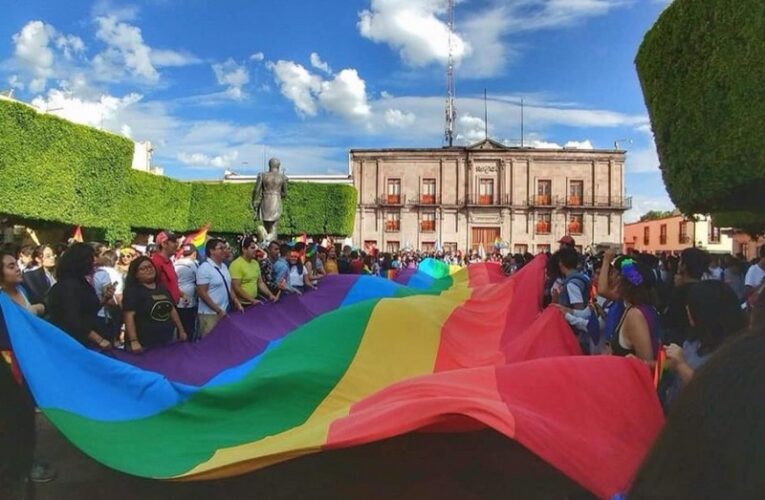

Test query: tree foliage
[635,0,765,233]
[0,99,357,241]
[639,210,675,222]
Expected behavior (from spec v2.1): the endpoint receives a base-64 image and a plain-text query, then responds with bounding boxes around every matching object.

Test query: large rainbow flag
[1,257,664,498]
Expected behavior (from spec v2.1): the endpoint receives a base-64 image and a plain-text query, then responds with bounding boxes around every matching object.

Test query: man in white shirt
[196,238,243,338]
[745,246,765,305]
[175,243,199,341]
[93,250,123,344]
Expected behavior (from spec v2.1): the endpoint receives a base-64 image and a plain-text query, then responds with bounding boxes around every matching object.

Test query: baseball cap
[558,235,576,246]
[156,231,179,246]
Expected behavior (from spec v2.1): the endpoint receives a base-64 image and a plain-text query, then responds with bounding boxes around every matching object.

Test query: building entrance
[471,227,500,253]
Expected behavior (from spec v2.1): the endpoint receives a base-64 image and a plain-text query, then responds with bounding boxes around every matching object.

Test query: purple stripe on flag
[112,275,360,386]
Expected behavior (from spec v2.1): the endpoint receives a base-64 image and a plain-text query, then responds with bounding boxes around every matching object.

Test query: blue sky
[1,0,674,220]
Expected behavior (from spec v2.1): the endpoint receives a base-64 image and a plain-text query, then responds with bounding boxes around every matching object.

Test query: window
[679,221,689,244]
[385,212,400,232]
[479,179,494,205]
[568,181,583,206]
[537,180,552,205]
[422,178,436,204]
[568,214,583,235]
[386,241,400,253]
[386,178,401,204]
[536,213,551,234]
[422,241,435,253]
[514,244,528,254]
[363,240,377,252]
[709,223,721,243]
[643,226,650,245]
[421,211,436,232]
[537,244,551,254]
[660,224,667,245]
[444,242,457,254]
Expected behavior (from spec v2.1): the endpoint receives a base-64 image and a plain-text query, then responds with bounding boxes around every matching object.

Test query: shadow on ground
[35,415,596,500]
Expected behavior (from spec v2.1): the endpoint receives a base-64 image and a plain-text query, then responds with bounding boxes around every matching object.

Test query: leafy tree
[636,0,765,234]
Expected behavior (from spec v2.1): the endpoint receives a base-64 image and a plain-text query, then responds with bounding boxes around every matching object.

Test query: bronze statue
[252,158,288,242]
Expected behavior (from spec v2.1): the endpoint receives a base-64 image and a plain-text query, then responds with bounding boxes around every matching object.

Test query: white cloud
[564,140,594,149]
[178,150,239,169]
[212,58,250,100]
[269,61,371,120]
[8,75,25,90]
[93,15,159,82]
[358,0,627,77]
[455,113,486,143]
[268,60,323,116]
[318,69,371,120]
[30,88,143,129]
[151,49,202,67]
[529,140,562,149]
[384,108,416,128]
[12,21,55,91]
[91,0,140,22]
[380,90,394,99]
[358,0,471,66]
[54,34,85,60]
[250,52,265,62]
[309,52,332,74]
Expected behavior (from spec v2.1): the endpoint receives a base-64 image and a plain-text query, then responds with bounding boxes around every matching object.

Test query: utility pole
[520,98,525,148]
[444,0,456,147]
[484,88,488,140]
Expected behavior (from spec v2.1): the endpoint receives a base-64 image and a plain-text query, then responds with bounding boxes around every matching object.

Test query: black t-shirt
[123,284,176,348]
[662,282,694,345]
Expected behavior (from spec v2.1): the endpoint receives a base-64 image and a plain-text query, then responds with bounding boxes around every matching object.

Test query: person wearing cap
[196,238,243,337]
[558,235,576,251]
[174,243,199,340]
[151,231,182,305]
[230,236,278,307]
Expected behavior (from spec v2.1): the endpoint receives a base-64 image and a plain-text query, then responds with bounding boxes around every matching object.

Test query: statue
[251,158,288,242]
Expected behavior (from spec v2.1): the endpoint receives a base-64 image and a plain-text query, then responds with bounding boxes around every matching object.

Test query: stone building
[351,139,630,255]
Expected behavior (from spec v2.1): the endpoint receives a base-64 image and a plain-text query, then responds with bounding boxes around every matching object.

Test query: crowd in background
[1,228,764,496]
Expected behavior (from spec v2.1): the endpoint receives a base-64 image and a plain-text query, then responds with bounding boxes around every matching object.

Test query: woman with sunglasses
[599,248,659,365]
[287,251,316,293]
[123,256,187,353]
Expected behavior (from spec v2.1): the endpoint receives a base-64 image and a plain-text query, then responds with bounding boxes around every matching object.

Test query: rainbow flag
[1,257,664,499]
[183,224,209,260]
[72,225,84,243]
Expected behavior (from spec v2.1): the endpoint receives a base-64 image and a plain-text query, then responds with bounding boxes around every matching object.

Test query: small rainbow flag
[184,224,209,260]
[653,347,668,389]
[72,226,84,243]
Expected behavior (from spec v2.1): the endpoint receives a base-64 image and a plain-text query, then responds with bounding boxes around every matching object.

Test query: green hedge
[635,0,765,233]
[0,99,357,240]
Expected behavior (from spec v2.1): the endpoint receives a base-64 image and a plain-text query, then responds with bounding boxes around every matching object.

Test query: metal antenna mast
[444,0,456,147]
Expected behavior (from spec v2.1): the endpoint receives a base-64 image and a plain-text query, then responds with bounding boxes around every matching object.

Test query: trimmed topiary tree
[636,0,765,233]
[0,98,357,240]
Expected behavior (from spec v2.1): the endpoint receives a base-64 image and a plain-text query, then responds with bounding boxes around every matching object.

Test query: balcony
[377,194,406,206]
[414,193,441,206]
[533,194,554,207]
[465,194,512,206]
[384,221,401,232]
[420,220,436,232]
[536,221,552,235]
[528,195,633,210]
[567,223,583,235]
[567,195,583,207]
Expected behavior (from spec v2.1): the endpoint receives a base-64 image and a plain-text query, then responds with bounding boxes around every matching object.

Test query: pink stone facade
[351,139,628,254]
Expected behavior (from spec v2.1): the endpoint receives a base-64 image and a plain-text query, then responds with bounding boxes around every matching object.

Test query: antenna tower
[444,0,456,147]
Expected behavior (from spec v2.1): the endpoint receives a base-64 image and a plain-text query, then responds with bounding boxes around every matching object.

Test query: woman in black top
[123,256,187,353]
[47,243,114,351]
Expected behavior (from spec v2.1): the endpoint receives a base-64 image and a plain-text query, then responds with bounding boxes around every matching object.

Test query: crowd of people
[1,228,764,497]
